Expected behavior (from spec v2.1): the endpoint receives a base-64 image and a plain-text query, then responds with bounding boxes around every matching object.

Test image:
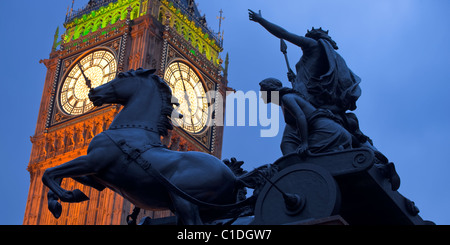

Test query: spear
[280,39,294,83]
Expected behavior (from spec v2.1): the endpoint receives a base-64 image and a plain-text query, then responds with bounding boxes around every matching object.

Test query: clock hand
[182,81,192,110]
[177,63,197,133]
[77,63,92,89]
[190,117,196,133]
[178,65,194,116]
[181,78,197,132]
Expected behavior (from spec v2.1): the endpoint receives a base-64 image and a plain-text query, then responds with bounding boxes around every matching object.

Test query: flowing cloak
[306,109,352,153]
[293,39,361,112]
[281,100,352,154]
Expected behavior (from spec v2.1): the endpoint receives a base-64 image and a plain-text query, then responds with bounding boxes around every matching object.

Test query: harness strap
[109,124,159,133]
[103,131,254,210]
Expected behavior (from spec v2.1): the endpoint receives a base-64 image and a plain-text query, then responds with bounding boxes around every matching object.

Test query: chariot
[247,148,428,225]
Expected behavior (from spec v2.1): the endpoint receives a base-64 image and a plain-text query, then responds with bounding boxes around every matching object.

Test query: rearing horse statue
[42,68,248,225]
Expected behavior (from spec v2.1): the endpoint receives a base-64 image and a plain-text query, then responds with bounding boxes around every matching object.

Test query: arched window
[84,23,93,36]
[103,15,112,28]
[121,10,128,20]
[202,44,206,55]
[181,26,186,39]
[131,6,140,20]
[174,20,179,32]
[158,7,164,22]
[112,11,121,24]
[93,19,102,32]
[74,26,85,39]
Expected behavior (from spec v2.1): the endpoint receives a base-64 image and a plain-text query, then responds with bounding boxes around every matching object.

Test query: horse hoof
[72,189,90,202]
[49,200,62,219]
[61,189,89,202]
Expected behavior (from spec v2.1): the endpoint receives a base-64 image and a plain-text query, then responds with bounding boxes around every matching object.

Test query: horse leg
[73,176,106,191]
[42,155,94,204]
[42,155,94,218]
[47,187,63,219]
[169,193,203,225]
[45,175,105,219]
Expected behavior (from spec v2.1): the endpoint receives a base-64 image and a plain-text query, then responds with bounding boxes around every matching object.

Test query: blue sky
[1,0,449,225]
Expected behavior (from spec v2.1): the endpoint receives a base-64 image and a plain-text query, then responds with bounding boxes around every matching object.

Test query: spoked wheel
[252,164,341,225]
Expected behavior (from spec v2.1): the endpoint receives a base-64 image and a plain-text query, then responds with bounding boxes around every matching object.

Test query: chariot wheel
[252,164,341,225]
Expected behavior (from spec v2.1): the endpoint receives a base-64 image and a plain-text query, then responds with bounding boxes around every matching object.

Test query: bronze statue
[249,9,375,154]
[42,68,253,225]
[249,9,403,196]
[259,78,352,156]
[249,9,361,113]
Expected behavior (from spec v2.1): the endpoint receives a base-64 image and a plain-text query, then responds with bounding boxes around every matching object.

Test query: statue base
[287,215,348,225]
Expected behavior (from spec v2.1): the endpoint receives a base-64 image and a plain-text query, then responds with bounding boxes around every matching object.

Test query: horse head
[88,68,157,106]
[88,68,181,137]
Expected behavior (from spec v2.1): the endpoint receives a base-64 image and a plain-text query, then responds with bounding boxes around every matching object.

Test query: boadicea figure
[41,68,254,225]
[249,9,400,191]
[248,9,361,112]
[260,78,352,156]
[249,9,375,154]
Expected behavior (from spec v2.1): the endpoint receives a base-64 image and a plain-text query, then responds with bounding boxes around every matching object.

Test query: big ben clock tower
[23,0,228,225]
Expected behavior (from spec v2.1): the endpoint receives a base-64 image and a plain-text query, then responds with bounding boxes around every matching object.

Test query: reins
[103,130,255,210]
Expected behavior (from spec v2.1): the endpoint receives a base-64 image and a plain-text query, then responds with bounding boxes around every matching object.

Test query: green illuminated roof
[63,0,146,43]
[59,0,223,66]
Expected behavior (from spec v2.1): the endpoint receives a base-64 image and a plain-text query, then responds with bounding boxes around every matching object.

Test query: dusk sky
[1,0,449,225]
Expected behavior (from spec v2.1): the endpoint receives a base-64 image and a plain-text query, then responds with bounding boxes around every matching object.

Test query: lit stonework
[24,0,228,225]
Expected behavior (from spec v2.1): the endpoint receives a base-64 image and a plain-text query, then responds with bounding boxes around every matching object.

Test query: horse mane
[152,74,180,136]
[124,68,180,136]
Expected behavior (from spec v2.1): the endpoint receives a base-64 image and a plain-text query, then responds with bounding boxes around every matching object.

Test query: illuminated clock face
[59,49,117,115]
[164,61,209,134]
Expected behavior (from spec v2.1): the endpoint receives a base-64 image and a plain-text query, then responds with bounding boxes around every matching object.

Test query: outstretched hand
[248,9,262,23]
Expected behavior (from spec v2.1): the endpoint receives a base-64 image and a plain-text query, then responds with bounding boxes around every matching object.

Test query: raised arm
[249,9,316,50]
